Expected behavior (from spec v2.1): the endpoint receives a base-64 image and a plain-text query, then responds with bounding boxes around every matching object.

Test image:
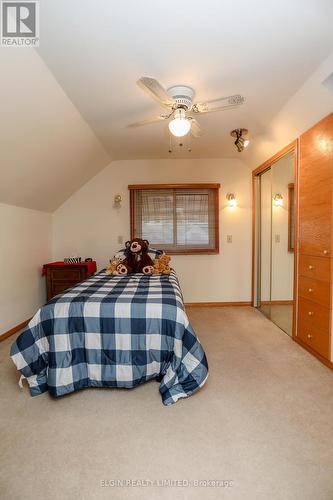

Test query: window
[129,184,220,254]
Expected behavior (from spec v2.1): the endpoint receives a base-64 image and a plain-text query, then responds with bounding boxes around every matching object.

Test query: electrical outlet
[118,235,124,245]
[275,234,280,243]
[227,235,232,243]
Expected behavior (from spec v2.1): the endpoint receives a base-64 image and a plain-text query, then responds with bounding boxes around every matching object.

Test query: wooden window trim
[129,183,220,255]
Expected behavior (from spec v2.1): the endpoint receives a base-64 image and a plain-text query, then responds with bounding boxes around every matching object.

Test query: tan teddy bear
[106,258,133,276]
[105,258,121,275]
[153,254,171,275]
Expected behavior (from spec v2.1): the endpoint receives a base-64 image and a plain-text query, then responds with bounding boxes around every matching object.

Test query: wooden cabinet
[299,113,333,258]
[44,263,96,301]
[297,112,333,361]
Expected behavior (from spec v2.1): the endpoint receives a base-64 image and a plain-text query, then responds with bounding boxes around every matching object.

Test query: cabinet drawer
[299,255,331,282]
[298,276,331,307]
[50,269,83,281]
[298,320,330,359]
[298,297,330,333]
[51,281,77,296]
[298,297,331,332]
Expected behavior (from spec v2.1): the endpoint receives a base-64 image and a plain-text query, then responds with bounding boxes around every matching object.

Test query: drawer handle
[308,311,314,316]
[308,265,314,270]
[307,334,313,339]
[308,288,314,293]
[323,249,329,255]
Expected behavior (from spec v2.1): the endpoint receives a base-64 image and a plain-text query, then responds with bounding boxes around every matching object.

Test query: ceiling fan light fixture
[168,108,191,137]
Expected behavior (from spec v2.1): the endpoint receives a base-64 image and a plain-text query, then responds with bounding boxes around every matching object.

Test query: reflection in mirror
[271,151,295,336]
[258,168,272,320]
[255,149,295,336]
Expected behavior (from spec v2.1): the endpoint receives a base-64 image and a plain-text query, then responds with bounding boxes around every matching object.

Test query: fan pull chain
[168,133,172,154]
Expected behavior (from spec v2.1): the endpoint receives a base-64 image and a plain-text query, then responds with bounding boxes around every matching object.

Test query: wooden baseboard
[0,318,30,342]
[260,300,293,305]
[294,337,333,371]
[185,301,252,307]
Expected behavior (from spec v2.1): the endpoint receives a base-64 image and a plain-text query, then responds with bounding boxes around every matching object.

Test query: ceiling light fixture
[230,128,250,152]
[168,108,191,137]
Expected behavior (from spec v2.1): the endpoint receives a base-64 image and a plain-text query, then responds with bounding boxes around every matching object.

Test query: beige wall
[53,159,252,303]
[0,203,52,333]
[246,50,333,169]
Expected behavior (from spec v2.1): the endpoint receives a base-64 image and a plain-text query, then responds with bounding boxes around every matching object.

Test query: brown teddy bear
[153,254,171,275]
[123,238,154,274]
[105,259,132,276]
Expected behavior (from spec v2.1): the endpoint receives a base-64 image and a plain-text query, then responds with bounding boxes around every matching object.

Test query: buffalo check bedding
[10,270,208,405]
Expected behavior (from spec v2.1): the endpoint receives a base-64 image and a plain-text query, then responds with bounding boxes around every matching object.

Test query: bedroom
[1,1,333,499]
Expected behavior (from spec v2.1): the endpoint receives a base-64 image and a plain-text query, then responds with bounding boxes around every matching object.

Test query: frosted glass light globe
[168,109,191,137]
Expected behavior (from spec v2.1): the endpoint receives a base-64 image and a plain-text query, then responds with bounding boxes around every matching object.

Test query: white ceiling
[37,0,333,159]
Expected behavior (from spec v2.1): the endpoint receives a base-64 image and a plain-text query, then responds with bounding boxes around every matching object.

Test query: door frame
[251,140,299,338]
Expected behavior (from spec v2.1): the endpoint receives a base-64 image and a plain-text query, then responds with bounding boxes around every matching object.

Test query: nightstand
[43,261,97,301]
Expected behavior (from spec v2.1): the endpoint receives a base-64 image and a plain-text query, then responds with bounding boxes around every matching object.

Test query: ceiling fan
[127,77,245,138]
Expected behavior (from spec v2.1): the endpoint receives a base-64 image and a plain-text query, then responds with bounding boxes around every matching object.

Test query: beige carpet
[258,304,293,336]
[1,307,333,500]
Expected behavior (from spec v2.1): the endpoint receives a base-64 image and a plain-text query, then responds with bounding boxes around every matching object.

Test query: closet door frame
[252,140,299,338]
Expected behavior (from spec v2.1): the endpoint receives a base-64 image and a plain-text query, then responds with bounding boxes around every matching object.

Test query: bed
[10,269,208,405]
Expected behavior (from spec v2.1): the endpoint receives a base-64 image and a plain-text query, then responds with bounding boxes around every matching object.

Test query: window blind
[130,185,219,254]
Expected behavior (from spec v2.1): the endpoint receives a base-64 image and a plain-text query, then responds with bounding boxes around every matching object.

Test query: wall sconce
[273,193,283,207]
[114,194,122,208]
[226,193,237,207]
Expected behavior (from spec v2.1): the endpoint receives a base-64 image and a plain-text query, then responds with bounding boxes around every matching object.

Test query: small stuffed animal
[105,258,121,275]
[105,259,132,276]
[123,238,154,274]
[153,254,171,275]
[113,262,132,276]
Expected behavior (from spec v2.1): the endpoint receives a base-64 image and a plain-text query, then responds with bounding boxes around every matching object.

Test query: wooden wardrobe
[297,112,333,366]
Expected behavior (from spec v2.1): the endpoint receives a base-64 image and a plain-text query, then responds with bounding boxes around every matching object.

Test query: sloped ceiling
[0,48,110,212]
[37,0,333,159]
[1,0,333,212]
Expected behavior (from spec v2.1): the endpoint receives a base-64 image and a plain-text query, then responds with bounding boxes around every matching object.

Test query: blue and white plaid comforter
[10,270,208,405]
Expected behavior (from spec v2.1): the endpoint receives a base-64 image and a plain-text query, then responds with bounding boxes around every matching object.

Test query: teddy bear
[153,254,171,275]
[113,262,133,275]
[123,238,154,274]
[105,258,132,276]
[105,258,121,275]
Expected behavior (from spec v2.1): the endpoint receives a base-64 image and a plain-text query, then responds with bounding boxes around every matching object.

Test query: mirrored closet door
[253,147,296,336]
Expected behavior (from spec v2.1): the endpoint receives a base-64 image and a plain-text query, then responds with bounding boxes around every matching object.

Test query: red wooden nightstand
[43,261,97,301]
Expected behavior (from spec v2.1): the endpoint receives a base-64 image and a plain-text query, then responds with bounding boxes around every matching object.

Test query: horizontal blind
[132,187,218,253]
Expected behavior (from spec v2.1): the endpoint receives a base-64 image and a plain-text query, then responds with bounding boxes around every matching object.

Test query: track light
[230,128,250,152]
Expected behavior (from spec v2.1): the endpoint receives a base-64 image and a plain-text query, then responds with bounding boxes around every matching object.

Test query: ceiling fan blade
[126,114,170,128]
[137,77,174,108]
[192,94,245,114]
[189,118,204,137]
